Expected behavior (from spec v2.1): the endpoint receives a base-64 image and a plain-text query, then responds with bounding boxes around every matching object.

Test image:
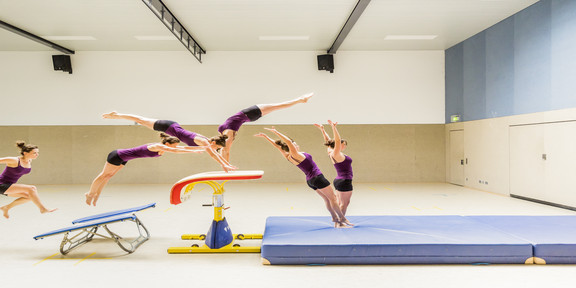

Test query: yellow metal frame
[168,180,262,254]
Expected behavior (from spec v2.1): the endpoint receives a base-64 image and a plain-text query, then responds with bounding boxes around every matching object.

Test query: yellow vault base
[168,234,262,254]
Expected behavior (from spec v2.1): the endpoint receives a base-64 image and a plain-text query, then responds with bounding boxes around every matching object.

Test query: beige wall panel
[0,124,446,184]
[415,125,446,181]
[71,126,117,184]
[28,126,74,184]
[355,125,416,182]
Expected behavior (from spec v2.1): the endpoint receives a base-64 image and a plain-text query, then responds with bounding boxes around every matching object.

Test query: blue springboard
[72,202,156,224]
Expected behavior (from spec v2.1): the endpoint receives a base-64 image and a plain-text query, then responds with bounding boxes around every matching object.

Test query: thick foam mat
[261,216,534,265]
[470,216,576,264]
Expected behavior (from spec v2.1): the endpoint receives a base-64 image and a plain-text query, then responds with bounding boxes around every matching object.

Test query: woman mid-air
[218,93,313,162]
[102,112,236,172]
[0,141,57,219]
[314,120,354,216]
[255,127,352,228]
[85,133,204,206]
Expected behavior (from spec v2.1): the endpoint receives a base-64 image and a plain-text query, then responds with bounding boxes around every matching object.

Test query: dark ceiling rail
[327,0,371,54]
[142,0,206,63]
[0,20,75,54]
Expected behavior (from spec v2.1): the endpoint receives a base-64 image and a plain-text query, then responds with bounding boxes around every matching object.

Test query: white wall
[446,107,576,196]
[0,50,444,125]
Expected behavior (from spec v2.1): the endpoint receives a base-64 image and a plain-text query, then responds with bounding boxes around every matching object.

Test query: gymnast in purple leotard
[0,141,57,219]
[102,112,236,172]
[84,133,204,206]
[255,127,352,228]
[314,120,354,216]
[217,93,313,162]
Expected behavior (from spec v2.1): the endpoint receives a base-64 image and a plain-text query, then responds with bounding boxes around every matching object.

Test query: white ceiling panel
[0,0,539,52]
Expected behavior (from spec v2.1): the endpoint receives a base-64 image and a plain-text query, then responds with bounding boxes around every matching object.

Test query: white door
[509,124,545,199]
[543,121,576,206]
[449,130,465,186]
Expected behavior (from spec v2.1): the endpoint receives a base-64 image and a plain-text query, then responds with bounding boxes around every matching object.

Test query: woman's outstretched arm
[254,133,287,157]
[328,120,343,156]
[263,127,304,161]
[314,123,331,143]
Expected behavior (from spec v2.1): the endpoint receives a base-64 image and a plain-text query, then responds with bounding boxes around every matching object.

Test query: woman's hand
[264,126,278,133]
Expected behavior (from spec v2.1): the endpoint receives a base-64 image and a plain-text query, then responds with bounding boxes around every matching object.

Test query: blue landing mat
[470,216,576,264]
[261,216,534,265]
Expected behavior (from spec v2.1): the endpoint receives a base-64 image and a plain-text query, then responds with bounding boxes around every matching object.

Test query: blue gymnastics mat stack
[261,215,576,265]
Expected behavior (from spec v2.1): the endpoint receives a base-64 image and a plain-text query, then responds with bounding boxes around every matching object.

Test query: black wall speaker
[317,54,334,73]
[52,55,72,74]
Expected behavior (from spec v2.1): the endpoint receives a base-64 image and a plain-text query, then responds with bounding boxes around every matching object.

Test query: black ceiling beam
[142,0,206,63]
[327,0,371,54]
[0,20,75,55]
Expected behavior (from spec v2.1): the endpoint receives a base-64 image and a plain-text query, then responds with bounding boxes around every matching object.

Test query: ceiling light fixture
[384,35,438,40]
[259,36,310,41]
[42,36,96,41]
[134,35,176,41]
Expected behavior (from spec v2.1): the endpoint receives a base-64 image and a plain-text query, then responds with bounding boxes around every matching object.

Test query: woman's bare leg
[2,184,57,218]
[257,92,313,116]
[316,185,352,227]
[315,190,339,223]
[1,197,30,219]
[85,163,123,206]
[338,191,353,216]
[102,112,157,130]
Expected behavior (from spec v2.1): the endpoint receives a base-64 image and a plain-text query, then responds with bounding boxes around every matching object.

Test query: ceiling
[0,0,539,53]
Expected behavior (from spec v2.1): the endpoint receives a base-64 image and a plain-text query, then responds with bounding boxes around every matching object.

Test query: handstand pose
[314,120,354,215]
[218,92,313,162]
[0,141,57,219]
[102,112,236,172]
[85,133,204,206]
[255,127,352,228]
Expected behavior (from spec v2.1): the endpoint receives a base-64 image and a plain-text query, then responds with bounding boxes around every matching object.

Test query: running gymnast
[85,133,204,206]
[255,127,352,228]
[0,141,57,219]
[218,92,313,162]
[314,120,354,216]
[102,112,236,172]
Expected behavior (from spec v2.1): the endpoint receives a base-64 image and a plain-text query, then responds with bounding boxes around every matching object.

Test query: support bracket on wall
[0,20,75,54]
[142,0,206,63]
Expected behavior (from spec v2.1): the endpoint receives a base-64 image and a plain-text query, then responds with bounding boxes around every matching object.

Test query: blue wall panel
[513,0,551,115]
[551,0,576,109]
[445,44,463,123]
[463,33,486,121]
[485,17,515,118]
[444,0,576,123]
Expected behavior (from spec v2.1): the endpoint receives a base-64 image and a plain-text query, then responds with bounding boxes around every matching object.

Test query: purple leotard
[165,123,203,146]
[334,155,353,180]
[218,111,251,134]
[294,153,323,181]
[0,159,31,184]
[116,145,161,162]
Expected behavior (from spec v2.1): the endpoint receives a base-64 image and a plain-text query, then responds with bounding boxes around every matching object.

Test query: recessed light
[42,36,96,40]
[134,35,176,41]
[384,35,438,40]
[259,36,310,41]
